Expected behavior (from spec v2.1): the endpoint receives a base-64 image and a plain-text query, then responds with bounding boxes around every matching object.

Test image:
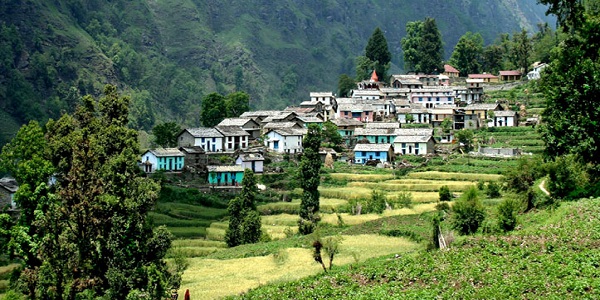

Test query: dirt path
[539,179,550,196]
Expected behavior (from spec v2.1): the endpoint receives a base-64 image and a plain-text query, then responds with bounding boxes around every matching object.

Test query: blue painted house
[354,128,398,144]
[353,143,394,164]
[141,148,185,173]
[207,165,245,186]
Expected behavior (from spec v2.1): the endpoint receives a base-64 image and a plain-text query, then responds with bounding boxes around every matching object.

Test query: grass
[178,235,419,299]
[347,181,476,192]
[258,198,348,215]
[328,173,395,182]
[407,171,503,181]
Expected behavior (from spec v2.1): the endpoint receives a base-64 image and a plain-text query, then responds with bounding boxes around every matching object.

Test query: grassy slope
[235,198,600,299]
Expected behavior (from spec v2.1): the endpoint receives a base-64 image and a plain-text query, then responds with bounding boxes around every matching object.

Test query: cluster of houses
[140,65,522,186]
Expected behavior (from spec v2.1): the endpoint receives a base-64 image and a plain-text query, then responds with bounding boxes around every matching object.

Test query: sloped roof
[310,92,334,98]
[444,64,459,73]
[365,122,400,129]
[332,118,364,127]
[494,110,517,117]
[468,74,499,79]
[353,143,392,152]
[217,118,257,127]
[263,122,300,130]
[185,127,223,138]
[0,177,18,193]
[370,69,378,82]
[147,148,185,157]
[464,103,503,111]
[179,146,205,154]
[298,116,323,123]
[237,153,264,162]
[396,128,434,136]
[207,165,245,172]
[394,135,435,143]
[355,128,397,136]
[240,110,283,118]
[216,126,250,137]
[499,70,522,76]
[267,128,306,136]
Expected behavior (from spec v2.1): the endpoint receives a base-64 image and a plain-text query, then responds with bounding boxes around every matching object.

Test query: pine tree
[298,124,322,234]
[418,17,444,74]
[365,27,392,80]
[225,169,262,247]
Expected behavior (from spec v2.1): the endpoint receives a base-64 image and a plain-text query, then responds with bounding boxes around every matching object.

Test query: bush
[395,191,413,208]
[546,155,590,200]
[503,156,544,193]
[451,187,486,235]
[486,181,501,198]
[477,180,485,190]
[366,190,386,214]
[435,202,450,212]
[497,198,519,232]
[439,185,452,202]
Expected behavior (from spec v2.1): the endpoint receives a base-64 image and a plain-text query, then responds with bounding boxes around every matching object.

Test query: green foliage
[438,185,452,202]
[152,122,181,148]
[486,181,501,198]
[365,27,391,80]
[395,191,413,209]
[1,86,174,298]
[401,18,443,74]
[430,212,442,250]
[451,187,486,235]
[354,56,376,82]
[322,121,343,152]
[497,198,519,232]
[201,92,227,127]
[510,29,532,73]
[546,155,590,200]
[503,156,544,193]
[366,190,387,214]
[539,6,600,167]
[449,32,483,76]
[455,129,474,152]
[337,74,355,98]
[225,169,262,247]
[299,124,322,234]
[225,91,250,118]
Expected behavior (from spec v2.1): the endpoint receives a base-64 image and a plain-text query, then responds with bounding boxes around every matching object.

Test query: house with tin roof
[217,118,261,139]
[235,152,265,173]
[177,127,224,152]
[353,143,394,164]
[264,128,306,154]
[216,126,251,151]
[140,148,185,173]
[394,135,436,155]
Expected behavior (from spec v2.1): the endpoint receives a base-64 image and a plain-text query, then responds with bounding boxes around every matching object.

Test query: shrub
[395,191,413,208]
[439,185,452,202]
[497,198,519,232]
[366,190,386,214]
[435,202,450,212]
[546,155,590,200]
[477,180,485,190]
[503,156,544,193]
[451,187,486,235]
[486,181,501,198]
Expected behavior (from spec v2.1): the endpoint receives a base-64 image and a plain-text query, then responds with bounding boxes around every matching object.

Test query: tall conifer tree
[365,27,392,80]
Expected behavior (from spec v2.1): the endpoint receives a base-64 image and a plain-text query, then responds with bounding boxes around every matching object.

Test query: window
[362,151,366,156]
[419,97,423,102]
[436,97,440,102]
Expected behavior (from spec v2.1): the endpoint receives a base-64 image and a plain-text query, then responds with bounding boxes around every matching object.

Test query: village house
[394,135,436,155]
[390,75,423,89]
[351,89,383,100]
[217,118,261,139]
[235,152,264,173]
[380,87,411,99]
[430,106,455,128]
[337,102,375,122]
[178,146,207,172]
[527,62,547,80]
[443,64,460,78]
[453,108,480,130]
[215,126,250,151]
[177,127,224,152]
[468,73,499,83]
[354,128,398,144]
[261,111,303,127]
[331,118,363,141]
[207,165,245,187]
[464,103,504,124]
[365,122,400,129]
[140,148,185,173]
[397,107,431,124]
[409,87,455,108]
[298,116,324,128]
[499,70,522,81]
[353,143,394,164]
[488,110,518,127]
[239,110,284,124]
[465,78,484,104]
[0,177,18,211]
[264,128,305,154]
[262,121,304,134]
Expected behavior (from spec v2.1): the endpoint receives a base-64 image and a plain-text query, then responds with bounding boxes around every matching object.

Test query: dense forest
[0,0,553,146]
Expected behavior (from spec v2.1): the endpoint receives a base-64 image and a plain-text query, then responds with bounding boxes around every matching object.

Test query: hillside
[0,0,553,146]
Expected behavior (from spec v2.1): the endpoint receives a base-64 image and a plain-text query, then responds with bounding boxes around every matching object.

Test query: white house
[217,118,261,139]
[177,128,224,152]
[409,87,455,108]
[264,128,306,154]
[216,126,250,151]
[394,135,436,155]
[140,148,185,173]
[488,110,518,127]
[527,63,548,80]
[235,152,265,173]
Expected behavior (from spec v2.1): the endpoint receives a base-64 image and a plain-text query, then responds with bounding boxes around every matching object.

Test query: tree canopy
[401,18,444,74]
[450,32,484,76]
[153,121,181,148]
[225,169,262,247]
[365,27,392,80]
[298,124,322,234]
[0,85,176,299]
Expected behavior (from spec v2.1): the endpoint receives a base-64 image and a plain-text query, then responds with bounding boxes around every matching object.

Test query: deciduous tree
[450,32,484,76]
[201,92,226,127]
[337,74,355,97]
[153,121,181,148]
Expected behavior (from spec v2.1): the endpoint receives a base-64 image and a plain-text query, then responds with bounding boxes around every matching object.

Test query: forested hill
[0,0,552,144]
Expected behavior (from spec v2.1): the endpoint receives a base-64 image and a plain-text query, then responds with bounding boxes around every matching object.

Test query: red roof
[468,73,499,79]
[444,64,459,73]
[370,69,378,82]
[499,70,522,76]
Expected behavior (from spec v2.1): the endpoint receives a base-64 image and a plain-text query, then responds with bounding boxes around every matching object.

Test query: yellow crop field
[407,171,503,181]
[172,239,227,248]
[348,181,476,192]
[329,173,395,182]
[178,235,418,299]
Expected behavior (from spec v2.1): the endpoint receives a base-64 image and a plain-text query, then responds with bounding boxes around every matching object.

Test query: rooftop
[185,127,223,138]
[354,143,392,152]
[0,177,18,193]
[147,148,185,157]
